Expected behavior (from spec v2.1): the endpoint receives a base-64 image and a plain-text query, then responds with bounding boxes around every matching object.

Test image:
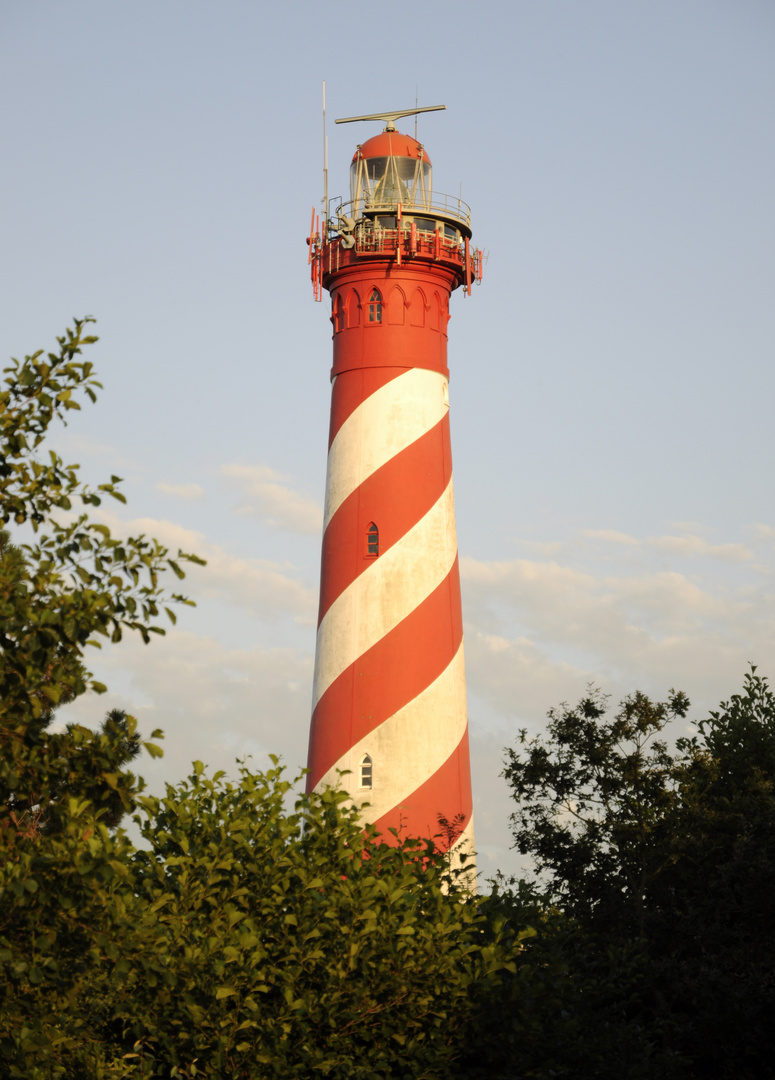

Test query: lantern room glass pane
[351,156,431,209]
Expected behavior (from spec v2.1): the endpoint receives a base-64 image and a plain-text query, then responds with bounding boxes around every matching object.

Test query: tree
[0,320,202,1076]
[0,319,203,827]
[2,756,520,1079]
[99,763,515,1079]
[0,318,202,724]
[651,669,775,1079]
[503,674,775,1079]
[503,687,689,935]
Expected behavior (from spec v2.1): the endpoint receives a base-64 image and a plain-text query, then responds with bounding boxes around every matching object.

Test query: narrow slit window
[366,522,379,557]
[368,288,382,323]
[360,754,373,789]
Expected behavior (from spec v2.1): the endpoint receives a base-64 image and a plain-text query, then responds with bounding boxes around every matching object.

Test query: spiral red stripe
[317,413,452,624]
[307,558,464,790]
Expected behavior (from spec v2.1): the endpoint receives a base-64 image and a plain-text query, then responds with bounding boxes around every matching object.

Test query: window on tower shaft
[360,754,373,789]
[366,522,379,557]
[368,289,382,323]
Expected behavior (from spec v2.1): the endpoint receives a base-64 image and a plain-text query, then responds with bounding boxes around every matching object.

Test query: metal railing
[331,191,472,232]
[350,221,464,259]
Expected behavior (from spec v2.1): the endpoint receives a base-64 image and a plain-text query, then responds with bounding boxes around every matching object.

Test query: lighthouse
[306,105,481,873]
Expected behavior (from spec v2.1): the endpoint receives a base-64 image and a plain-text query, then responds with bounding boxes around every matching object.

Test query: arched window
[359,754,373,790]
[366,522,379,557]
[368,288,382,323]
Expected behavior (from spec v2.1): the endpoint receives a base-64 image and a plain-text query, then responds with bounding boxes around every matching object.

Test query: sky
[2,0,774,879]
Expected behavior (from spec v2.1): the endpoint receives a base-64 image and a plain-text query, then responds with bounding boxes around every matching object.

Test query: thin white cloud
[464,629,593,724]
[584,529,639,545]
[55,432,140,475]
[647,535,752,562]
[60,630,314,791]
[86,510,317,624]
[156,482,205,502]
[222,464,323,535]
[460,542,774,719]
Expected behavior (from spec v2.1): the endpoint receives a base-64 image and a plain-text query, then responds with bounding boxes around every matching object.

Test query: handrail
[331,192,472,232]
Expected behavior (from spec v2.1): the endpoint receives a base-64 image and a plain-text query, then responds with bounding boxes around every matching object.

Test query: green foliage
[0,317,204,728]
[458,882,676,1080]
[653,669,775,1079]
[0,322,199,1077]
[0,796,142,1078]
[504,688,689,934]
[2,763,516,1079]
[503,672,775,1078]
[0,318,201,824]
[115,763,512,1079]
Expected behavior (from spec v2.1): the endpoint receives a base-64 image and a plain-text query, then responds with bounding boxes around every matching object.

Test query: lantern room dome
[352,130,432,167]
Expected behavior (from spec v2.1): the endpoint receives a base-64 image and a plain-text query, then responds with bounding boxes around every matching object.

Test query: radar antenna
[335,105,446,132]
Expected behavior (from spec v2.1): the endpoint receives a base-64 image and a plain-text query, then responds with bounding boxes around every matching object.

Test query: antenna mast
[322,82,329,239]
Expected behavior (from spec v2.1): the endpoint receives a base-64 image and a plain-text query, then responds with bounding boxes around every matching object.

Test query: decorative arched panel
[345,289,361,328]
[410,288,427,328]
[333,294,344,333]
[387,285,405,325]
[430,291,442,332]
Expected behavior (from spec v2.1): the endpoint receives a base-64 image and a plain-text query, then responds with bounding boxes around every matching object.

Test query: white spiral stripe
[324,367,448,531]
[312,478,458,709]
[315,645,468,822]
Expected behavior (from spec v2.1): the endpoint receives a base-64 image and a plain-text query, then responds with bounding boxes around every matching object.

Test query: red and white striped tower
[306,106,482,871]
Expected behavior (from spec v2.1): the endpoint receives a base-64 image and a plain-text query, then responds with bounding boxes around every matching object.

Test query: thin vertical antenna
[414,85,418,139]
[322,82,328,238]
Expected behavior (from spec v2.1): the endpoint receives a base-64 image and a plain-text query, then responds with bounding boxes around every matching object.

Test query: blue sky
[2,0,774,877]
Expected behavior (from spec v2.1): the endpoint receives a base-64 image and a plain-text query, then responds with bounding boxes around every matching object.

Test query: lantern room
[333,118,472,242]
[350,131,432,214]
[307,105,482,303]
